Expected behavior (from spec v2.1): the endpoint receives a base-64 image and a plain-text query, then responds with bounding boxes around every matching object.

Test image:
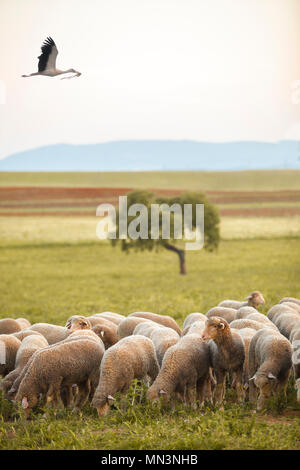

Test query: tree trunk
[164,243,186,275]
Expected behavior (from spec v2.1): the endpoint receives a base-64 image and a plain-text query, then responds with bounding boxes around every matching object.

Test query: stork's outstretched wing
[38,37,58,72]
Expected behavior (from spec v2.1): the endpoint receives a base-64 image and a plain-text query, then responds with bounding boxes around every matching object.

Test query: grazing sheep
[1,335,48,396]
[182,312,207,331]
[248,328,292,411]
[129,312,181,335]
[15,337,105,418]
[218,291,265,310]
[246,313,277,330]
[0,335,21,377]
[90,325,118,349]
[147,334,211,406]
[279,297,300,307]
[234,306,258,320]
[273,312,300,339]
[133,322,180,366]
[201,317,245,403]
[16,318,31,329]
[267,304,297,322]
[29,317,90,345]
[117,316,151,340]
[92,335,159,416]
[12,330,45,341]
[0,319,22,335]
[230,318,272,331]
[206,307,237,324]
[93,312,125,325]
[290,321,300,403]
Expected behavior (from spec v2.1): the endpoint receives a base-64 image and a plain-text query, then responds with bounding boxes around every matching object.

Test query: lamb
[92,335,159,416]
[15,337,105,418]
[182,312,207,331]
[0,335,21,377]
[218,291,265,310]
[248,328,292,411]
[289,321,300,403]
[206,307,237,324]
[273,312,300,339]
[128,312,182,335]
[133,322,180,366]
[117,316,151,340]
[0,319,22,334]
[234,306,258,320]
[201,317,245,403]
[230,318,272,332]
[147,334,210,406]
[1,335,48,397]
[246,313,277,330]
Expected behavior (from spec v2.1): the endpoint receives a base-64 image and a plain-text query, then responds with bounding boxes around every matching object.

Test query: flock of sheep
[0,290,299,419]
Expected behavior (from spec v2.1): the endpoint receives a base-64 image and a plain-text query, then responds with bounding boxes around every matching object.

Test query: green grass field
[1,169,300,190]
[0,170,300,450]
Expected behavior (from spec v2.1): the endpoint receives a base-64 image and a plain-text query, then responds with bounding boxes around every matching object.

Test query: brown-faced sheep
[133,321,180,366]
[129,312,181,335]
[248,328,292,411]
[0,319,22,335]
[147,334,210,406]
[1,335,48,397]
[206,307,237,324]
[92,335,159,416]
[201,317,245,403]
[15,337,105,418]
[0,335,21,377]
[218,291,265,310]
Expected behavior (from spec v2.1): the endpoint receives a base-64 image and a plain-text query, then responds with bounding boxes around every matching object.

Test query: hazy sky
[0,0,299,159]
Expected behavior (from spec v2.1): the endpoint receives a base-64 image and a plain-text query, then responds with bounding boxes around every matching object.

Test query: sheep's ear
[8,387,16,395]
[65,321,71,329]
[159,390,167,395]
[107,395,115,405]
[249,375,256,381]
[100,330,105,337]
[268,373,277,380]
[21,397,29,409]
[218,322,225,330]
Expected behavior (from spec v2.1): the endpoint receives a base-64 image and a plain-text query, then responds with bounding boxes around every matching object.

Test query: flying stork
[21,37,81,79]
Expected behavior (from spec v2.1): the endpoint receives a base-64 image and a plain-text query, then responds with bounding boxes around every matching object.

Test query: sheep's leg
[234,368,245,402]
[46,378,64,408]
[74,380,91,409]
[185,385,196,407]
[249,379,257,404]
[196,378,206,407]
[214,369,226,404]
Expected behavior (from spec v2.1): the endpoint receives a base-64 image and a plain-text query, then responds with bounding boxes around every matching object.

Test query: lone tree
[111,190,220,275]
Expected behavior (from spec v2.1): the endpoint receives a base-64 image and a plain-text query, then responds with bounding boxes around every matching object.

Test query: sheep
[273,313,300,339]
[15,337,105,418]
[206,307,237,324]
[1,335,48,397]
[279,297,300,306]
[92,335,159,416]
[117,316,151,340]
[290,321,300,403]
[248,328,292,411]
[12,330,45,341]
[128,312,182,335]
[280,302,300,313]
[182,320,206,337]
[0,319,22,335]
[147,334,211,406]
[91,324,118,349]
[230,318,272,332]
[133,321,180,366]
[29,317,90,344]
[234,306,258,320]
[246,313,278,330]
[65,315,92,331]
[93,312,125,325]
[218,291,265,310]
[267,304,297,322]
[201,317,245,403]
[234,327,257,388]
[0,335,21,377]
[182,312,207,331]
[16,318,31,329]
[65,315,118,348]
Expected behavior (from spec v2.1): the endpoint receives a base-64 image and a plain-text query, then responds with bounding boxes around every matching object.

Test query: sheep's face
[201,317,228,341]
[96,403,110,416]
[248,291,265,308]
[67,316,91,333]
[251,372,277,394]
[147,387,169,404]
[21,394,38,419]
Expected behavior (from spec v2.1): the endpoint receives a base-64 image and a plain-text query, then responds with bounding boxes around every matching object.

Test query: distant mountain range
[0,140,299,171]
